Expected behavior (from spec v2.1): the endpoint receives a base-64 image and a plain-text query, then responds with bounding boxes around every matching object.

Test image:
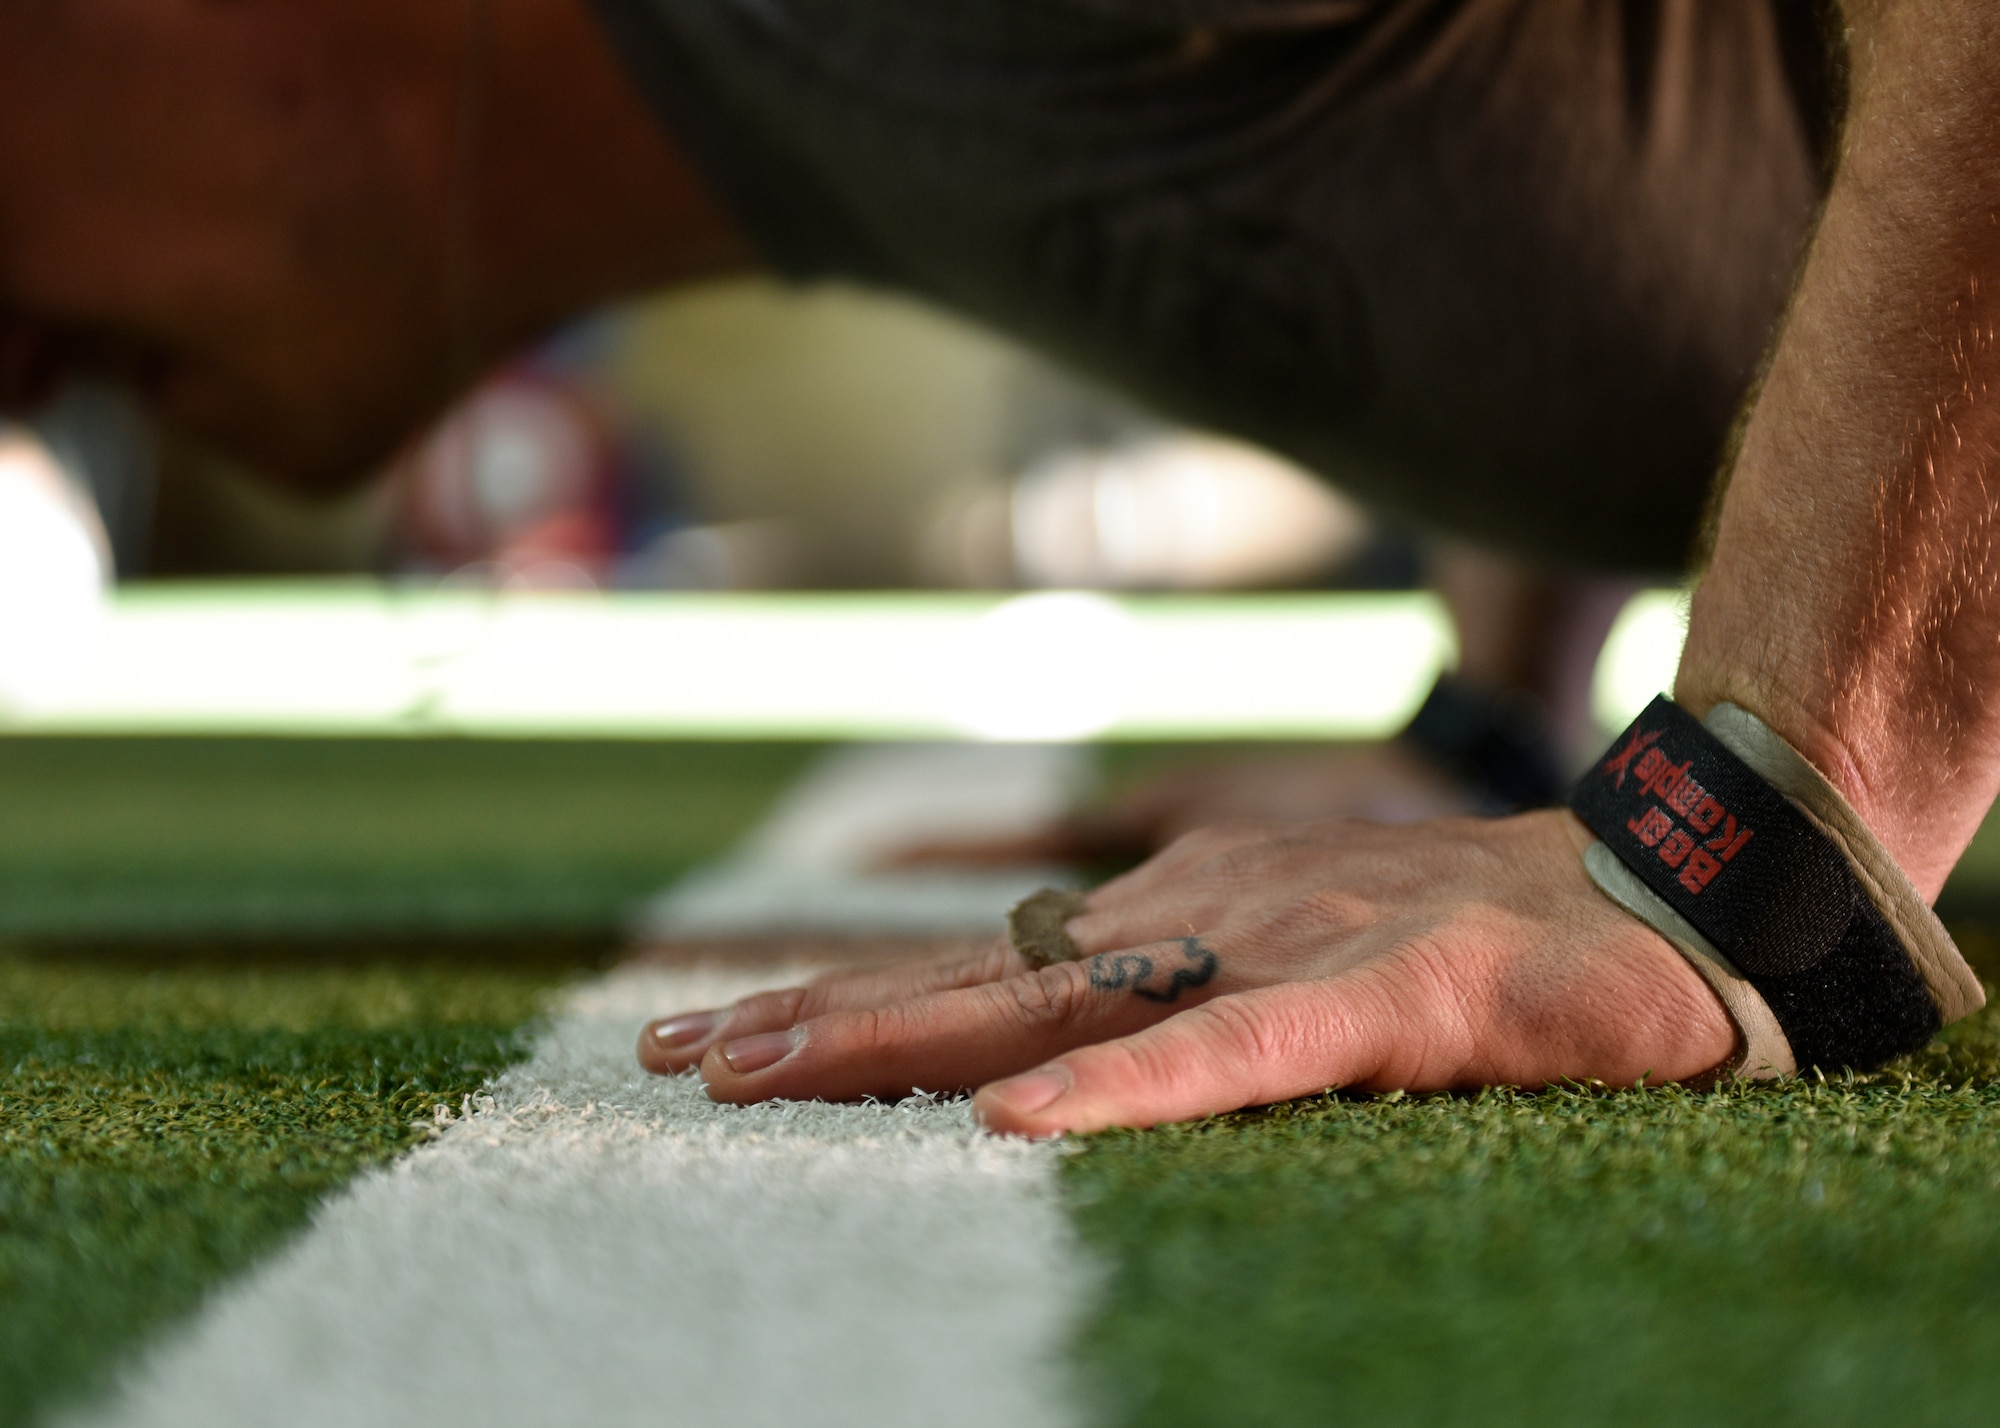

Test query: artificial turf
[10,733,2000,1427]
[1064,933,2000,1428]
[0,738,821,943]
[0,955,568,1428]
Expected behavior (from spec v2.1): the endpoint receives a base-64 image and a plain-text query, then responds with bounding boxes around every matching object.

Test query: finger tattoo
[1088,952,1154,993]
[1137,938,1220,1004]
[1088,937,1219,1005]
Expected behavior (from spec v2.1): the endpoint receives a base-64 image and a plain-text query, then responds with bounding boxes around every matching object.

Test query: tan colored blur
[139,279,1373,593]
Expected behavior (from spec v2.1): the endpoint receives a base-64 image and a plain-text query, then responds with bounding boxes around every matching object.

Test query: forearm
[1678,0,2000,900]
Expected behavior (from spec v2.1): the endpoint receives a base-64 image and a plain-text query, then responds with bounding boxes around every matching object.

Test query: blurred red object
[394,368,627,589]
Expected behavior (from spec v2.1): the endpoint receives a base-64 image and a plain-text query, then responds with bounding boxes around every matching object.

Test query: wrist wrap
[1571,696,1979,1073]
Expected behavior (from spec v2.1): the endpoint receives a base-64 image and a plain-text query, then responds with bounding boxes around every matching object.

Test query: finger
[637,939,1026,1073]
[698,936,1232,1104]
[1062,821,1289,950]
[972,978,1400,1137]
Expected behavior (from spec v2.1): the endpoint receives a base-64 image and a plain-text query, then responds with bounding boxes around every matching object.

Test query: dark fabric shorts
[590,0,1837,572]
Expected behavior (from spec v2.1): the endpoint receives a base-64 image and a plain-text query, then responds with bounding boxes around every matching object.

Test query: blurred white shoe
[0,427,110,715]
[922,432,1370,591]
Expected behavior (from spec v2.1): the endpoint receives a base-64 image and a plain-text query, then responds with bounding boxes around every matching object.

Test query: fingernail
[719,1027,804,1074]
[647,1011,720,1050]
[988,1066,1072,1116]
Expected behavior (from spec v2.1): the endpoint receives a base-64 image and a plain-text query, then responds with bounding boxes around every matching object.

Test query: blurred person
[460,278,1383,599]
[602,279,1091,591]
[2,1,1994,1127]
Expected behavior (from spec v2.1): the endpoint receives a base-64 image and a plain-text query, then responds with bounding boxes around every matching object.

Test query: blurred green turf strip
[1065,933,2000,1428]
[0,957,567,1428]
[0,738,819,941]
[1,736,1997,939]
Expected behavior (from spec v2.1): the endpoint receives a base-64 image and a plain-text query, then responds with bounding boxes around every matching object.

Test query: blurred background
[18,278,1401,598]
[0,277,1536,947]
[1,270,1995,943]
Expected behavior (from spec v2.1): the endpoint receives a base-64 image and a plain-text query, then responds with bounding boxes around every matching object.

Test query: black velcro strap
[1570,696,1939,1070]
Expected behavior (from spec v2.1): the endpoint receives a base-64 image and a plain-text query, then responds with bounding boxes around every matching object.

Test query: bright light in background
[0,431,109,715]
[0,582,1680,742]
[1592,588,1688,732]
[0,585,1452,739]
[941,592,1137,741]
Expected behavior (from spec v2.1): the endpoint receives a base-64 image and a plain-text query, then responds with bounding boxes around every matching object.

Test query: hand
[638,810,1737,1136]
[888,745,1477,868]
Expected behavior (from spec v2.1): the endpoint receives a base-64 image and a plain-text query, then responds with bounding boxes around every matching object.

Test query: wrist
[1679,310,2000,904]
[1674,646,1980,904]
[1570,695,1984,1073]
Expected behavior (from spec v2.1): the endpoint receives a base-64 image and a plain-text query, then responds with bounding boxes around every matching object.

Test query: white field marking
[73,743,1101,1426]
[636,741,1092,938]
[67,962,1096,1428]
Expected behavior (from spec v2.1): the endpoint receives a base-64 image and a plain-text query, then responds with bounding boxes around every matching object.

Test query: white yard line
[69,963,1094,1428]
[637,742,1091,938]
[69,743,1102,1428]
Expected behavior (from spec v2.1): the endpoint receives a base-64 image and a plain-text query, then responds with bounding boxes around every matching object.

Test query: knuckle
[731,986,812,1027]
[1073,1000,1275,1100]
[1161,820,1260,863]
[842,1002,900,1052]
[1192,990,1374,1101]
[1079,1034,1172,1093]
[1254,887,1373,944]
[1357,937,1477,1073]
[1164,823,1231,855]
[902,943,1016,996]
[1000,963,1090,1027]
[1189,996,1290,1069]
[971,940,1028,983]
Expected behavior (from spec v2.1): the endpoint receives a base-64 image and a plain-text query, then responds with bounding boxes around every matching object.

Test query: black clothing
[589,0,1837,571]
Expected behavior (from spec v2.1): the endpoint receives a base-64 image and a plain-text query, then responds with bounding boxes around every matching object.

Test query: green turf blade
[1065,962,2000,1428]
[0,738,819,942]
[0,960,564,1428]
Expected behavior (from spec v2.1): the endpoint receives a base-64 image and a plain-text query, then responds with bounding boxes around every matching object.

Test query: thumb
[971,981,1397,1136]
